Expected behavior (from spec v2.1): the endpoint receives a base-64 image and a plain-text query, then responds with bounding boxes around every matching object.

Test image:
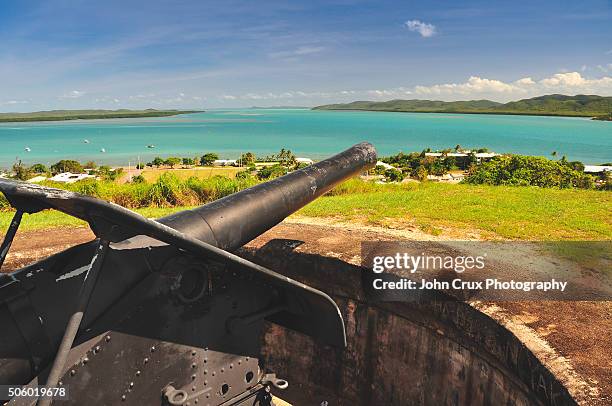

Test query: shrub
[464,155,595,189]
[50,160,83,174]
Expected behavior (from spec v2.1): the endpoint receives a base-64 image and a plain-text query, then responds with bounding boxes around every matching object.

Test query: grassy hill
[314,94,612,119]
[0,109,202,123]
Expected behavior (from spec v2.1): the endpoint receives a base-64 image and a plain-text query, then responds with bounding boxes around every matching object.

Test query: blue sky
[1,0,611,111]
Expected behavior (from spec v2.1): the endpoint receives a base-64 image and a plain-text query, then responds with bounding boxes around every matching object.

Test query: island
[0,109,203,123]
[313,94,612,119]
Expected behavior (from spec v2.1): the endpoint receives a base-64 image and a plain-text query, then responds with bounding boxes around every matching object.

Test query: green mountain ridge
[313,94,612,119]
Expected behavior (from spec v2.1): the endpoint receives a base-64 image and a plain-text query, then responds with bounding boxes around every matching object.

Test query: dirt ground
[1,221,610,405]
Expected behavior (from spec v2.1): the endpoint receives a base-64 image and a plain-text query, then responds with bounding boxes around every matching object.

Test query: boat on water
[100,148,106,153]
[24,147,31,152]
[84,139,90,144]
[147,144,156,149]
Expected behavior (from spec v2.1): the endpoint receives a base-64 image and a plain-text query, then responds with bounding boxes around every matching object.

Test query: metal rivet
[192,386,195,391]
[211,371,215,376]
[191,374,196,380]
[136,370,141,376]
[203,358,207,363]
[150,346,156,353]
[58,381,63,386]
[229,364,233,369]
[105,335,111,342]
[70,369,76,376]
[195,400,198,404]
[129,382,134,388]
[191,363,197,369]
[203,370,207,375]
[144,358,149,364]
[121,395,126,401]
[204,380,208,385]
[191,350,196,356]
[82,357,89,365]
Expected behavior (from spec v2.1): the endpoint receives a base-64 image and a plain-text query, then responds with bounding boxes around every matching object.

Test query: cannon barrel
[158,142,377,250]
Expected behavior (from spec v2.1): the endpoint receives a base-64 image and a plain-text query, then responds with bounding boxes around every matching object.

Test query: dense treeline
[314,94,612,118]
[463,155,600,189]
[0,109,201,123]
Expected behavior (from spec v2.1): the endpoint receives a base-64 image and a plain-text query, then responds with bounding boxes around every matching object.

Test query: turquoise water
[0,109,610,167]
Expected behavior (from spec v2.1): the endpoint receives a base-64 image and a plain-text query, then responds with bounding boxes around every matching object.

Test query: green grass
[1,179,610,240]
[0,206,193,232]
[297,179,612,240]
[141,167,242,182]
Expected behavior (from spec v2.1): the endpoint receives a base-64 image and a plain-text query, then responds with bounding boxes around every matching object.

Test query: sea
[0,109,610,167]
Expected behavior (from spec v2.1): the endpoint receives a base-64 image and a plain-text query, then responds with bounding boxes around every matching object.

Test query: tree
[12,161,32,180]
[416,166,428,182]
[50,160,84,174]
[131,174,146,183]
[182,157,195,166]
[455,144,462,152]
[29,163,48,174]
[257,165,286,180]
[151,157,164,167]
[276,148,296,167]
[201,153,219,166]
[84,160,97,169]
[384,168,404,182]
[164,157,181,168]
[240,152,256,166]
[95,166,123,181]
[136,163,145,170]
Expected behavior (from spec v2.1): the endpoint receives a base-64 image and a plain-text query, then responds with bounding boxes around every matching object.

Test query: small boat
[147,145,156,149]
[24,147,31,152]
[100,148,106,153]
[84,139,90,144]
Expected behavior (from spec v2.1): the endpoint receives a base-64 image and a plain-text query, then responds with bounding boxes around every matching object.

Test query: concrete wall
[240,240,576,406]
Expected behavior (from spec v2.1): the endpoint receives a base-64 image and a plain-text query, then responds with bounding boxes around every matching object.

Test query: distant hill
[0,109,203,123]
[314,95,612,119]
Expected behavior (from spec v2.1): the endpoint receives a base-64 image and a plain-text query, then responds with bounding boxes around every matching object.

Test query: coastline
[312,107,610,120]
[0,110,203,123]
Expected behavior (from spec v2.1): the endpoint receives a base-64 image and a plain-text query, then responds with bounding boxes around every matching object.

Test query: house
[584,165,612,174]
[424,151,500,164]
[375,161,395,170]
[49,172,95,183]
[213,159,238,167]
[296,157,314,165]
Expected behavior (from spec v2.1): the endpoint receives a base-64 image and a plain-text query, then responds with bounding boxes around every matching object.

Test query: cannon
[0,142,377,405]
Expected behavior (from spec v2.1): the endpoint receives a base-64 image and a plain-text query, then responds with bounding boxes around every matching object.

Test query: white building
[375,161,395,170]
[213,159,238,166]
[49,172,95,183]
[584,165,612,173]
[296,157,314,165]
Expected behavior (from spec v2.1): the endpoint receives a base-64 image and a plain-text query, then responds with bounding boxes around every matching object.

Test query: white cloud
[3,100,29,105]
[415,76,517,95]
[405,20,437,38]
[211,71,612,105]
[410,72,612,100]
[269,46,326,60]
[60,90,86,99]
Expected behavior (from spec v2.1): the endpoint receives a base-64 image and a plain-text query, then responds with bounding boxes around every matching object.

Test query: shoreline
[312,107,610,120]
[0,110,203,123]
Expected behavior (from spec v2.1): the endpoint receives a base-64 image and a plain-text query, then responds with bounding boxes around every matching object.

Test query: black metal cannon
[0,142,377,405]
